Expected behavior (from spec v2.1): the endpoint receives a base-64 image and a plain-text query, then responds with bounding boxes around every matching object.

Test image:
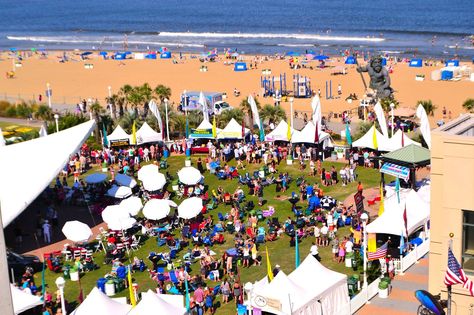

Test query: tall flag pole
[259,119,265,142]
[295,232,300,268]
[212,115,217,138]
[378,183,384,217]
[287,117,291,141]
[128,265,136,306]
[372,124,378,150]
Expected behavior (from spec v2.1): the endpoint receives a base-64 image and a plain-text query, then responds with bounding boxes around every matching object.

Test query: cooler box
[431,70,441,81]
[97,278,107,293]
[445,60,459,67]
[441,70,453,80]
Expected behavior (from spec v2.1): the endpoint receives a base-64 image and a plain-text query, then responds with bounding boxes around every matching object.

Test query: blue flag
[295,232,300,268]
[395,177,400,203]
[102,124,109,147]
[184,276,190,312]
[259,119,265,142]
[400,230,405,256]
[345,123,352,146]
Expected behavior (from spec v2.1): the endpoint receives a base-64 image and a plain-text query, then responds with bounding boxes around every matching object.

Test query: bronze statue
[357,56,393,99]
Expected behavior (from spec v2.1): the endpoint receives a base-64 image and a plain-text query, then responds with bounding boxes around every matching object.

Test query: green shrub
[0,101,11,115]
[15,104,33,118]
[5,106,17,117]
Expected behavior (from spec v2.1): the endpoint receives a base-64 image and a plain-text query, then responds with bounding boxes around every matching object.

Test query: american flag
[368,242,388,261]
[444,248,474,296]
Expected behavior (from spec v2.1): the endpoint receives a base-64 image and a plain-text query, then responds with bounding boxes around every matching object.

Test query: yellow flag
[212,115,217,138]
[131,121,137,145]
[265,246,274,282]
[378,183,384,217]
[372,125,378,150]
[367,233,377,253]
[287,118,291,141]
[128,266,136,306]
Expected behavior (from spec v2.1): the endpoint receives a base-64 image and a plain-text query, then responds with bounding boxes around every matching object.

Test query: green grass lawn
[38,154,383,314]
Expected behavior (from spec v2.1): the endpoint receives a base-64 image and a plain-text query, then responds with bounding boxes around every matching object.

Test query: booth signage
[110,138,130,147]
[191,128,212,135]
[354,191,364,213]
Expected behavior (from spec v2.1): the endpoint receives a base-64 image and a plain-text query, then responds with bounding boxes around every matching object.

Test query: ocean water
[1,0,473,58]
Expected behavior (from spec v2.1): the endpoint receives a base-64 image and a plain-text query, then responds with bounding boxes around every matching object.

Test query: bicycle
[415,290,448,315]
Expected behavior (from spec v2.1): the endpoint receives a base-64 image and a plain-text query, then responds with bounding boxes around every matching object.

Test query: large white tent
[291,121,331,147]
[288,255,350,315]
[107,125,130,146]
[128,290,186,315]
[366,189,430,236]
[352,124,391,151]
[216,118,250,139]
[383,129,421,152]
[0,120,95,227]
[265,120,295,142]
[71,287,132,315]
[10,284,42,314]
[136,122,162,144]
[189,120,221,139]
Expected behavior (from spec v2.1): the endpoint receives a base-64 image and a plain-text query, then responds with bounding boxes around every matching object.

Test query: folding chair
[169,270,179,286]
[130,236,141,250]
[218,213,225,222]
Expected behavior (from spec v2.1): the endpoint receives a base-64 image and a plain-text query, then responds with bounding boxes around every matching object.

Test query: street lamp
[164,98,170,142]
[183,90,188,116]
[289,97,294,130]
[55,276,67,315]
[107,86,113,118]
[244,282,254,315]
[360,212,369,290]
[46,83,52,109]
[54,114,59,133]
[390,103,395,137]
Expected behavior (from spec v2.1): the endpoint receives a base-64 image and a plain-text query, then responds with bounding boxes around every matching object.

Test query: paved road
[0,117,44,128]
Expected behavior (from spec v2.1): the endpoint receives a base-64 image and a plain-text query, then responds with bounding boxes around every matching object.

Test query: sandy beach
[1,51,473,123]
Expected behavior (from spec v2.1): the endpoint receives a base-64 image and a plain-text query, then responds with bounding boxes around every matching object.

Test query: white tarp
[71,287,132,315]
[108,125,131,145]
[136,122,162,145]
[129,290,186,315]
[291,121,330,146]
[11,284,42,314]
[0,120,95,227]
[216,118,250,139]
[366,189,430,236]
[352,124,391,151]
[288,254,349,315]
[265,120,294,142]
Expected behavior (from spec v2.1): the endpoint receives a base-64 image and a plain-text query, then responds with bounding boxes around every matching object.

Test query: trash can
[163,149,170,158]
[70,270,79,282]
[62,266,70,280]
[351,256,358,271]
[347,277,357,295]
[345,252,354,268]
[185,158,192,167]
[105,280,115,296]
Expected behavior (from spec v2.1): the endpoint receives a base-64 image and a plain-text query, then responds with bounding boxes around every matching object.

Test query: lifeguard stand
[293,74,312,98]
[261,73,287,97]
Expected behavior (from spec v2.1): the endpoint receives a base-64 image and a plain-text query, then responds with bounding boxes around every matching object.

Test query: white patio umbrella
[177,166,202,185]
[107,217,137,231]
[62,220,92,243]
[178,197,203,219]
[142,199,171,220]
[138,164,159,181]
[115,173,137,188]
[168,200,178,208]
[101,205,130,224]
[85,173,107,184]
[120,196,143,216]
[142,173,167,191]
[107,185,132,199]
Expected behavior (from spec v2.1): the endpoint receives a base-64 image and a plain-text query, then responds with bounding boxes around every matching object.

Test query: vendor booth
[291,121,331,147]
[136,122,162,144]
[265,120,294,142]
[189,120,221,139]
[107,125,130,147]
[216,118,250,140]
[352,124,391,151]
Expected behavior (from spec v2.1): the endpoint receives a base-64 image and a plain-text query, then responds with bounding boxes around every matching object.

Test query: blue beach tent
[314,55,329,61]
[234,62,248,71]
[146,53,157,59]
[114,53,126,60]
[409,59,423,67]
[160,51,171,59]
[286,51,300,57]
[345,56,356,64]
[445,60,459,67]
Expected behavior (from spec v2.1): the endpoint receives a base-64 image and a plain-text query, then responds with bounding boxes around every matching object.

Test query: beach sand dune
[1,53,472,123]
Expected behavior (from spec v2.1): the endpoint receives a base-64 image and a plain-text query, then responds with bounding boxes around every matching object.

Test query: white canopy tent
[265,120,295,142]
[71,287,132,315]
[216,118,250,139]
[352,124,391,151]
[383,129,421,152]
[189,120,221,139]
[0,120,95,227]
[107,125,131,146]
[291,122,331,147]
[288,254,350,315]
[115,173,137,188]
[142,199,171,220]
[107,185,133,199]
[156,293,185,308]
[119,196,143,216]
[136,122,163,145]
[366,189,430,237]
[129,290,186,315]
[10,284,42,314]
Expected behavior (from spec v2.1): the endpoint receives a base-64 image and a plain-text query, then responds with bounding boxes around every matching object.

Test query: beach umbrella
[168,200,178,208]
[115,173,137,188]
[107,185,133,199]
[177,166,202,185]
[99,51,108,56]
[286,51,300,57]
[320,196,337,209]
[101,205,130,224]
[107,217,137,231]
[142,199,171,220]
[62,220,92,243]
[85,173,108,184]
[119,196,143,216]
[138,164,159,181]
[178,197,203,219]
[314,55,329,60]
[142,173,166,191]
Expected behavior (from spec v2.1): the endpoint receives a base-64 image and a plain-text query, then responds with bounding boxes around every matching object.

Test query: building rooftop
[434,114,474,137]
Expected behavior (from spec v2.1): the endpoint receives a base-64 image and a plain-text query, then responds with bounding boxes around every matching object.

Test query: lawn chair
[213,284,221,296]
[214,223,224,233]
[207,200,216,211]
[157,237,167,247]
[256,234,265,244]
[130,236,141,251]
[169,270,179,286]
[182,225,190,239]
[218,212,225,222]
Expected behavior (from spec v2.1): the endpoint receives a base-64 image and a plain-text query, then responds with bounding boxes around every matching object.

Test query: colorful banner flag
[444,248,474,296]
[248,95,260,127]
[374,102,389,138]
[128,265,136,306]
[199,91,210,122]
[266,246,274,282]
[149,100,163,132]
[131,121,137,145]
[368,233,377,253]
[368,242,388,261]
[400,230,405,256]
[378,183,384,217]
[416,104,431,149]
[102,124,109,147]
[212,115,217,138]
[395,177,400,203]
[403,204,409,238]
[314,122,319,143]
[345,123,352,146]
[295,232,300,268]
[259,119,265,142]
[287,117,291,141]
[372,124,378,150]
[184,276,190,312]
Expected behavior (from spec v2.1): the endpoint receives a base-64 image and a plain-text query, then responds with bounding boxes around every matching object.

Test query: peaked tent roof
[352,124,391,150]
[11,284,42,314]
[0,120,95,227]
[265,120,295,142]
[216,118,250,139]
[128,290,186,315]
[189,119,222,139]
[381,143,431,167]
[71,287,132,315]
[136,122,162,144]
[291,121,330,144]
[108,125,131,142]
[383,129,421,152]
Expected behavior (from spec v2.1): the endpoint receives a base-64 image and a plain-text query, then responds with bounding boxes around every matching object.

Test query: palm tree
[239,97,262,128]
[216,108,243,128]
[35,105,53,121]
[380,97,399,112]
[117,111,142,133]
[260,104,287,127]
[462,98,474,113]
[154,84,172,103]
[418,100,437,116]
[187,111,204,129]
[119,84,133,111]
[127,86,145,117]
[89,102,104,143]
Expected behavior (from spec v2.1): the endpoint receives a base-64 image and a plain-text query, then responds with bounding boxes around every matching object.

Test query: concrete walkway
[0,116,44,127]
[357,256,429,315]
